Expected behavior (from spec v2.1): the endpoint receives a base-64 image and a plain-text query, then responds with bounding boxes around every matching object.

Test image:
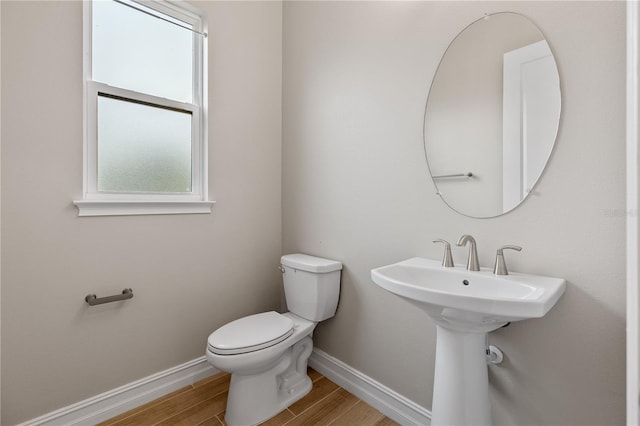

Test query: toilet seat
[208,311,294,355]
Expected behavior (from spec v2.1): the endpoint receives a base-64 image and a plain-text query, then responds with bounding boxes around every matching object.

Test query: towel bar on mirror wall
[432,172,474,179]
[85,288,133,306]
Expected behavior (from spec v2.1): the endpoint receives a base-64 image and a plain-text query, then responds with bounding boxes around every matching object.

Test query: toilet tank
[281,254,342,322]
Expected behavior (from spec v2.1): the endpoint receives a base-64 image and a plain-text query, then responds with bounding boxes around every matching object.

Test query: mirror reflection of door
[502,40,561,212]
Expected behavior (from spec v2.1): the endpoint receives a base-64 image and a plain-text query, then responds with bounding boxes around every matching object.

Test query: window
[75,0,212,216]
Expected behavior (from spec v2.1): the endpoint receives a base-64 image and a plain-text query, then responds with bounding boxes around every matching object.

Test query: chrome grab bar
[85,288,133,306]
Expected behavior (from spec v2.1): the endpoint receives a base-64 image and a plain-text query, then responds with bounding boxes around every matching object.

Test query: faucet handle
[493,245,522,275]
[433,239,454,267]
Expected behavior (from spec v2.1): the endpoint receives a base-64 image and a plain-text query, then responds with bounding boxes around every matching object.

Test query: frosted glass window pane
[92,0,193,103]
[97,96,192,193]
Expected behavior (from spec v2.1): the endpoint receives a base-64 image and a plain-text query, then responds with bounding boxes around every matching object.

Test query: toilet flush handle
[278,265,285,273]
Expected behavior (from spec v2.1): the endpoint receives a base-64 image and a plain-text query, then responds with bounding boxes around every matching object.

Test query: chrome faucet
[457,234,480,271]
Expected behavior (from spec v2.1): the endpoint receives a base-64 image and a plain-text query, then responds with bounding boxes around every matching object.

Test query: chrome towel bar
[432,172,473,179]
[85,288,133,306]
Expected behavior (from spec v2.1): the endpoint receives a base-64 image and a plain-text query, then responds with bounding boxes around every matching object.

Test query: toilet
[206,253,342,426]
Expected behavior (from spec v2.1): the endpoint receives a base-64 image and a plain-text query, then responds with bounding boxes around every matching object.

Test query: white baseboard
[17,349,428,426]
[309,348,431,426]
[17,357,217,426]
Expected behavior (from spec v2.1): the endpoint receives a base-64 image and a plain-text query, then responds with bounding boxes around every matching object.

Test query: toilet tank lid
[281,254,342,273]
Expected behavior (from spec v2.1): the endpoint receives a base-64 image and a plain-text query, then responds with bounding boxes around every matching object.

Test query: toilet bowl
[205,254,342,426]
[206,312,316,425]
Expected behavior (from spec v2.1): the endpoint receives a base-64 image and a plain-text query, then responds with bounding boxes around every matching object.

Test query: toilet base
[224,336,314,426]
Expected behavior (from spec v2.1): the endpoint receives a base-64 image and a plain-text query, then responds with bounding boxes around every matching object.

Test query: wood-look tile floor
[99,369,399,426]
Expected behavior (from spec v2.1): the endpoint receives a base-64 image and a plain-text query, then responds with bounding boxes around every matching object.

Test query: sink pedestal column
[431,325,491,426]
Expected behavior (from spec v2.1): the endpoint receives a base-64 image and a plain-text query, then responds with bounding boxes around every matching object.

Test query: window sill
[73,200,215,217]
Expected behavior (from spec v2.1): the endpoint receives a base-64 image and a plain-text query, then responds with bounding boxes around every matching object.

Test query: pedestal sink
[371,257,565,426]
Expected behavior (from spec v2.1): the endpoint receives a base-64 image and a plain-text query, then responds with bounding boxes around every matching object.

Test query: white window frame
[75,0,213,217]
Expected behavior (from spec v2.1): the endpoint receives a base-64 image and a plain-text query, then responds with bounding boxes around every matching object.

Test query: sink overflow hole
[463,280,470,286]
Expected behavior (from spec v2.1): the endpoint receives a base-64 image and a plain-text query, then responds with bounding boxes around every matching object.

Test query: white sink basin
[371,257,566,331]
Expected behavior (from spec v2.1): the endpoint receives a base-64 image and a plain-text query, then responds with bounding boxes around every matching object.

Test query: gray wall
[1,1,282,424]
[282,1,626,425]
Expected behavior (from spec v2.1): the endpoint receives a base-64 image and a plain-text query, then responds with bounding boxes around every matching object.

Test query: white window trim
[74,0,213,217]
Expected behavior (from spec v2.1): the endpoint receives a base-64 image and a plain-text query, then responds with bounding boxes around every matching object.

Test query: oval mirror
[424,12,561,218]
